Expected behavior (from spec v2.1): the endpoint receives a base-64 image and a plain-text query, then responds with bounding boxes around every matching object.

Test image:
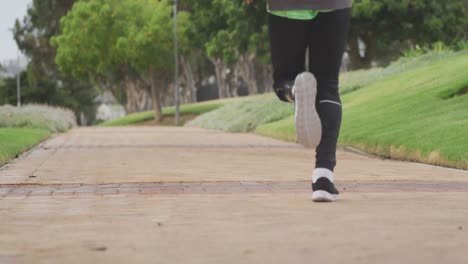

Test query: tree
[350,0,467,68]
[13,0,97,122]
[184,0,270,98]
[228,0,270,95]
[51,0,137,111]
[52,0,189,121]
[185,0,234,98]
[120,0,190,120]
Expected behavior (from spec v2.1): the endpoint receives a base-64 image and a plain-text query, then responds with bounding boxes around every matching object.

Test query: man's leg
[307,8,351,202]
[269,13,323,148]
[268,13,308,102]
[307,8,352,172]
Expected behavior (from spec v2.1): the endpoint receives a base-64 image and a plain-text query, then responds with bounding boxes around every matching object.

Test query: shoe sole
[312,190,339,202]
[294,72,322,148]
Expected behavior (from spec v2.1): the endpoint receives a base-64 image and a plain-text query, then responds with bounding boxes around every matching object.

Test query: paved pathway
[0,126,467,263]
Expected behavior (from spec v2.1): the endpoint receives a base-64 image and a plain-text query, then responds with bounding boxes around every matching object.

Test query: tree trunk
[231,67,240,97]
[123,76,151,114]
[237,53,258,95]
[348,35,374,70]
[180,55,197,103]
[255,63,273,93]
[210,57,229,98]
[148,66,163,122]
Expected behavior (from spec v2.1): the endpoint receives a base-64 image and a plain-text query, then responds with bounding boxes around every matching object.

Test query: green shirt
[269,9,320,20]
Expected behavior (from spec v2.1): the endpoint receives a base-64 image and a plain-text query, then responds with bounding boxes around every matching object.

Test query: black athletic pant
[268,8,351,171]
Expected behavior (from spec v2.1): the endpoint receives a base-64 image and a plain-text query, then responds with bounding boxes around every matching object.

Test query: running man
[249,0,352,202]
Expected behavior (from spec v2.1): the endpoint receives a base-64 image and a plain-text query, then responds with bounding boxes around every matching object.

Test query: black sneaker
[312,168,339,202]
[273,80,295,103]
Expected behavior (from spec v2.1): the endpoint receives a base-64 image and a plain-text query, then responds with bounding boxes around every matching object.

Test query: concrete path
[0,126,467,263]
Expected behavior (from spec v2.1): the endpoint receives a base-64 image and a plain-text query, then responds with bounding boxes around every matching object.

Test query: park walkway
[0,126,467,263]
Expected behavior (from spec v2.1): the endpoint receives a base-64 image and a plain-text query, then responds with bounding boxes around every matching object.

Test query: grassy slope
[100,98,239,126]
[188,52,458,134]
[0,128,50,166]
[256,52,468,169]
[255,115,296,141]
[339,52,456,95]
[340,53,468,168]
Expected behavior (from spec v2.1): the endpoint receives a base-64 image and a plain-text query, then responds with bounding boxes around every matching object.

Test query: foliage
[184,0,269,97]
[186,94,293,132]
[52,0,128,80]
[14,0,74,79]
[0,104,77,132]
[185,0,268,62]
[454,39,468,51]
[402,41,454,58]
[0,71,95,119]
[0,128,50,166]
[52,0,190,120]
[349,0,467,68]
[352,0,466,41]
[13,0,97,122]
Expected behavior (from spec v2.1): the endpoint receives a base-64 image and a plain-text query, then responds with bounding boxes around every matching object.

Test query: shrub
[186,94,293,132]
[454,39,468,51]
[0,104,77,132]
[402,41,454,59]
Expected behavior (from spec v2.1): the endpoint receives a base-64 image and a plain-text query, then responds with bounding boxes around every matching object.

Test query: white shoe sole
[312,190,339,202]
[294,72,322,148]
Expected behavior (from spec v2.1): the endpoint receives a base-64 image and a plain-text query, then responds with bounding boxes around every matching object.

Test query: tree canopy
[350,0,467,67]
[52,0,190,120]
[10,0,97,123]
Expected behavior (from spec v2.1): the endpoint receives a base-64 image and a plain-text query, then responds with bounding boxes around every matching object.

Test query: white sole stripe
[319,100,342,106]
[312,190,339,202]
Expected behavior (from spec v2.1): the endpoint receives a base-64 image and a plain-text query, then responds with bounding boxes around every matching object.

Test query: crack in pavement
[1,180,468,197]
[43,144,301,150]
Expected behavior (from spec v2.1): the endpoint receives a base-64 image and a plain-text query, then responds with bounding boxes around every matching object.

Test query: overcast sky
[0,0,32,62]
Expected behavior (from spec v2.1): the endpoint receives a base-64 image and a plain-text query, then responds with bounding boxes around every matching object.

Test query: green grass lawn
[100,98,240,126]
[255,52,468,169]
[0,128,50,166]
[339,51,456,95]
[255,115,296,142]
[338,52,468,169]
